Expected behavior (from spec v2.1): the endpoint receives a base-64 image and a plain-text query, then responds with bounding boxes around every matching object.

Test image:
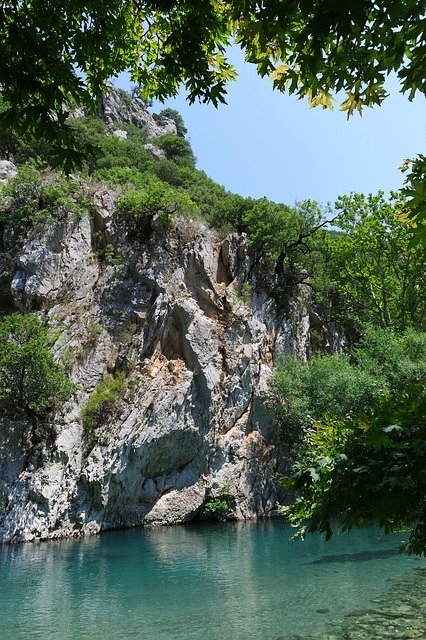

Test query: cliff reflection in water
[0,521,424,640]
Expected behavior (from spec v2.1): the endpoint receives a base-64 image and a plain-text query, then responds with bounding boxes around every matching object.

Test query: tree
[159,109,188,138]
[1,3,425,176]
[280,382,426,556]
[0,313,74,429]
[320,193,425,337]
[156,134,196,165]
[243,198,333,303]
[269,327,426,455]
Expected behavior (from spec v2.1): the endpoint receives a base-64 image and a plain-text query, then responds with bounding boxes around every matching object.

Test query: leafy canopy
[1,2,424,161]
[319,193,425,336]
[1,1,425,236]
[280,382,426,556]
[0,0,234,168]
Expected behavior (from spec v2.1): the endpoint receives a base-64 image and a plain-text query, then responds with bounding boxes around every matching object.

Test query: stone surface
[144,143,166,160]
[0,159,17,182]
[100,85,177,138]
[0,201,314,542]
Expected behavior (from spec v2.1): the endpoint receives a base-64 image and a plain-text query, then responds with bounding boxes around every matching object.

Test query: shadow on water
[310,548,398,564]
[279,567,426,640]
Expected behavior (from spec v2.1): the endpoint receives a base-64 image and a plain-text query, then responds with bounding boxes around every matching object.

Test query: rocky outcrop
[100,85,177,138]
[0,160,17,183]
[0,188,312,543]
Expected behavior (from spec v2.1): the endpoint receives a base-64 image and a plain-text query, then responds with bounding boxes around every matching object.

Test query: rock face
[0,89,316,541]
[100,85,177,138]
[0,199,313,543]
[0,160,17,182]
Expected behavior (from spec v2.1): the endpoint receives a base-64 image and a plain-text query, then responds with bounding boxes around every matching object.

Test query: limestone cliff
[0,95,313,543]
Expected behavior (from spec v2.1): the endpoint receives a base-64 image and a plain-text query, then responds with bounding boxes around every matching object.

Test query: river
[0,521,424,640]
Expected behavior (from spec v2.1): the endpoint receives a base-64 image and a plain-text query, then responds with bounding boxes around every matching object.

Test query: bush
[92,166,147,189]
[153,158,187,187]
[95,135,155,174]
[111,121,149,145]
[353,326,426,390]
[80,371,126,448]
[271,354,383,453]
[0,163,87,234]
[156,134,196,165]
[202,479,234,519]
[116,174,199,235]
[0,312,74,426]
[270,326,426,455]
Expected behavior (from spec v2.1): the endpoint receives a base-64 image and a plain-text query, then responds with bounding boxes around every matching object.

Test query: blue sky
[118,48,426,208]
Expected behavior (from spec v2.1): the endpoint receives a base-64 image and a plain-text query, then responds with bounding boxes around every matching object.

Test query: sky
[118,47,426,208]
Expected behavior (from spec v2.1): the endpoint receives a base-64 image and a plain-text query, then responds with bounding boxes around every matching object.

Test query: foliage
[399,154,426,246]
[242,198,332,303]
[0,163,86,236]
[280,382,426,556]
[270,327,426,455]
[0,313,74,425]
[156,134,196,166]
[0,0,424,182]
[319,193,425,338]
[202,497,230,515]
[232,2,425,112]
[159,109,188,138]
[100,244,125,267]
[271,353,382,455]
[92,166,148,190]
[152,158,188,188]
[94,134,155,174]
[202,479,234,518]
[353,327,426,391]
[1,1,425,240]
[117,88,133,109]
[80,371,126,448]
[1,2,424,154]
[115,174,199,235]
[0,1,234,167]
[111,122,150,145]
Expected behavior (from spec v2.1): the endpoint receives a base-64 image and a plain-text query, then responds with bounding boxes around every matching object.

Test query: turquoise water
[0,521,424,640]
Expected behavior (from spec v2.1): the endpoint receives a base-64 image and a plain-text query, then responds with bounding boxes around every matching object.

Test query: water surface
[0,521,424,640]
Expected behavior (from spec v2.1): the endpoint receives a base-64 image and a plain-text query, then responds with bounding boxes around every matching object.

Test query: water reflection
[0,522,424,640]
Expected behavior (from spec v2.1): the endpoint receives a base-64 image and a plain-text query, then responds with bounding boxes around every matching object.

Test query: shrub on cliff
[80,371,126,449]
[116,174,199,235]
[156,134,196,166]
[0,313,74,427]
[0,163,87,236]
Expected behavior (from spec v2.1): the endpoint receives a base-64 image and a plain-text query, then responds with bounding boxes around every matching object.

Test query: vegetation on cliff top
[0,1,424,241]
